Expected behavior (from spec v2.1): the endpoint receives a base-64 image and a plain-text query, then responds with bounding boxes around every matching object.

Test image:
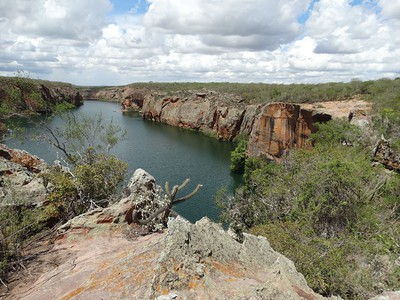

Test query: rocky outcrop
[247,103,331,160]
[373,138,400,172]
[80,86,146,105]
[141,91,258,140]
[7,198,339,299]
[1,168,340,299]
[58,168,166,235]
[39,84,83,109]
[0,144,49,206]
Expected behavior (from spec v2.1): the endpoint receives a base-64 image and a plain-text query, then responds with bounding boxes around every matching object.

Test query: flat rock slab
[5,230,164,300]
[3,217,336,300]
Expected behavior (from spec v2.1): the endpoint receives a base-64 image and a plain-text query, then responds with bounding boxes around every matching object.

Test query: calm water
[5,101,240,222]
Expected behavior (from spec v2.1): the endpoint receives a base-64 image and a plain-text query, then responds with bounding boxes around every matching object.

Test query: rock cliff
[139,91,372,160]
[247,103,331,160]
[141,91,258,140]
[3,169,340,300]
[81,86,375,162]
[39,84,83,109]
[0,78,83,135]
[80,86,146,107]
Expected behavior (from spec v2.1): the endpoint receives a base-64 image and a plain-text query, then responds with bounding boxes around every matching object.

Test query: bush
[230,139,248,173]
[219,119,400,298]
[0,200,61,281]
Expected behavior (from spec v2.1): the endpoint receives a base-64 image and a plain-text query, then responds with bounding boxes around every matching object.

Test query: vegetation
[126,77,400,105]
[40,112,128,214]
[0,72,80,141]
[1,74,400,296]
[218,119,400,299]
[0,181,63,285]
[230,138,248,173]
[0,112,128,285]
[0,71,49,116]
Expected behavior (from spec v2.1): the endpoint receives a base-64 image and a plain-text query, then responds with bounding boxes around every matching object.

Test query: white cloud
[144,0,309,51]
[0,0,399,85]
[379,0,400,20]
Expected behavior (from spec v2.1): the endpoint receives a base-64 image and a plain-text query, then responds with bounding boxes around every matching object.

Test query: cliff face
[39,84,83,109]
[80,86,145,106]
[141,92,259,140]
[0,79,83,136]
[80,86,375,162]
[136,92,377,160]
[247,103,331,160]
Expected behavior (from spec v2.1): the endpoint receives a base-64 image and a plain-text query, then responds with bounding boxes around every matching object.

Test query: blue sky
[0,0,399,85]
[109,0,150,15]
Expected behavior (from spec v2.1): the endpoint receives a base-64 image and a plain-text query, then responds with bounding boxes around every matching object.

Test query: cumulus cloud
[0,0,399,85]
[144,0,309,51]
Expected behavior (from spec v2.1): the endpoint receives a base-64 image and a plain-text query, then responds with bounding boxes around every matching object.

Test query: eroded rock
[9,216,339,300]
[152,216,335,299]
[0,144,48,206]
[373,138,400,172]
[247,102,331,160]
[58,168,166,234]
[141,91,250,140]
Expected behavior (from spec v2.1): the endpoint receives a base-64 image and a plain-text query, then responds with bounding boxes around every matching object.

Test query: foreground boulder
[57,168,167,234]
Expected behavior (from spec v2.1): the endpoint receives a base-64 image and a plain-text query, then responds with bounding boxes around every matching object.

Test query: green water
[5,100,240,222]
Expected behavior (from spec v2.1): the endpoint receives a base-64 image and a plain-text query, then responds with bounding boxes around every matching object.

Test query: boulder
[373,138,400,172]
[0,144,48,173]
[152,216,337,299]
[58,168,166,234]
[0,144,48,206]
[369,291,400,300]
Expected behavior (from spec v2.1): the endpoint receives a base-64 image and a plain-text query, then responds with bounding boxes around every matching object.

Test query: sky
[0,0,400,86]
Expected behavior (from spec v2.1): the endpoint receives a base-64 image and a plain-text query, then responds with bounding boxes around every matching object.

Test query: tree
[41,112,128,214]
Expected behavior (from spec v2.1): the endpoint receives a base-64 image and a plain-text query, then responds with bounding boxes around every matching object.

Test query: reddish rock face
[0,144,47,173]
[247,103,331,160]
[121,91,145,111]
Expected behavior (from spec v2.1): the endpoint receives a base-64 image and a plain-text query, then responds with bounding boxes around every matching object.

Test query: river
[5,100,241,222]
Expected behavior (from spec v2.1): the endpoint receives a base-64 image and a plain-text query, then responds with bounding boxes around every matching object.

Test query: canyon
[1,81,399,299]
[90,86,373,161]
[3,79,396,168]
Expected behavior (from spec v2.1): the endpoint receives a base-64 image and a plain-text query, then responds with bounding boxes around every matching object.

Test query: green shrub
[230,139,248,174]
[250,222,374,299]
[219,119,400,298]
